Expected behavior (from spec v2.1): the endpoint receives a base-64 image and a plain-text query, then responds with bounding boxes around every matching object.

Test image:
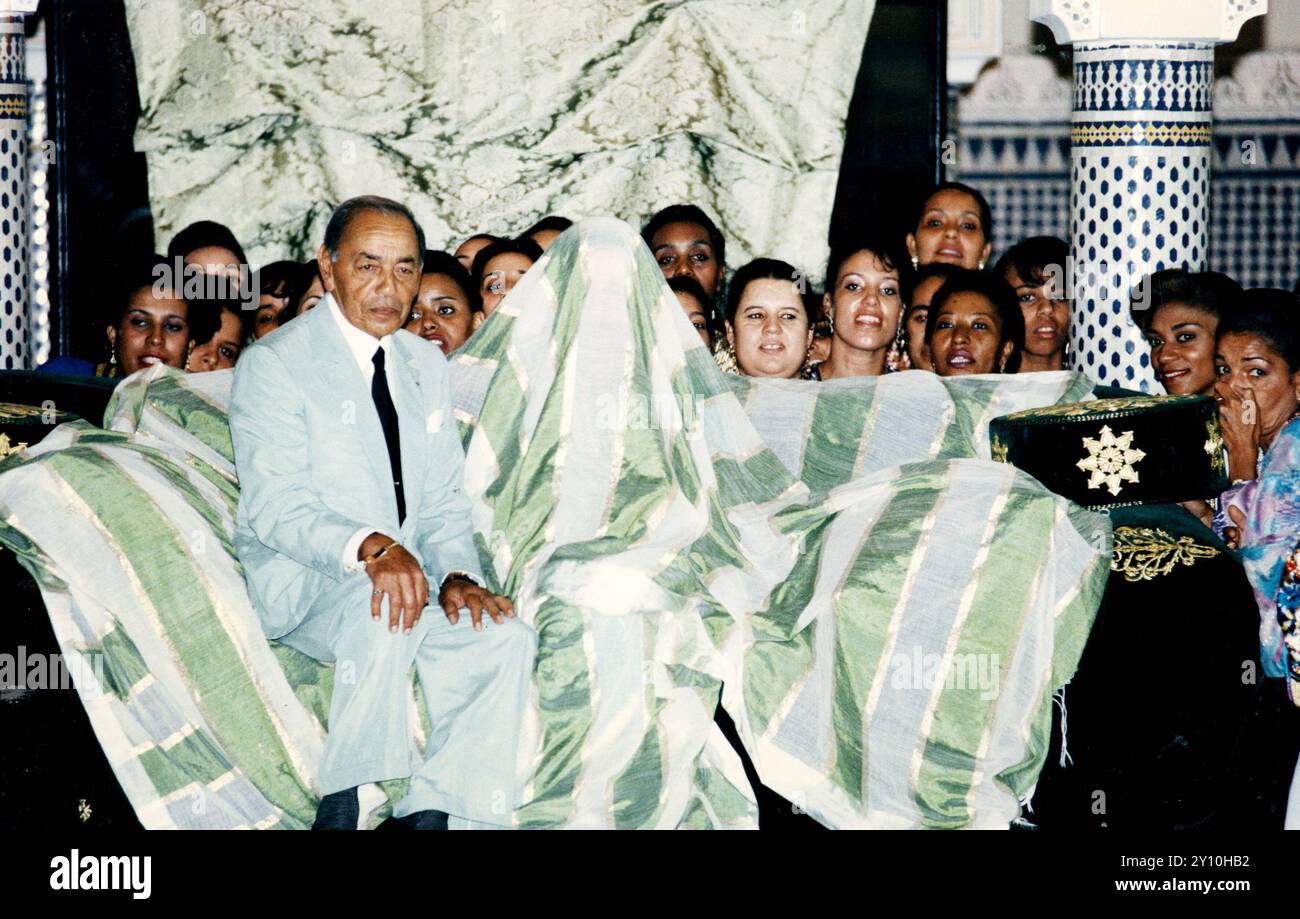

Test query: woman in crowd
[252,260,301,341]
[403,250,481,355]
[811,241,911,381]
[642,204,726,307]
[906,181,993,271]
[168,220,248,281]
[668,275,714,348]
[995,236,1070,373]
[902,263,956,373]
[522,216,573,252]
[1135,269,1242,396]
[925,268,1024,376]
[186,298,247,372]
[292,260,326,316]
[472,237,542,316]
[39,255,216,378]
[1213,290,1300,692]
[724,258,815,379]
[454,233,500,273]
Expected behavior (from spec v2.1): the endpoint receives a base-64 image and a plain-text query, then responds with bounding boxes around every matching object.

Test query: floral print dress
[1214,416,1300,701]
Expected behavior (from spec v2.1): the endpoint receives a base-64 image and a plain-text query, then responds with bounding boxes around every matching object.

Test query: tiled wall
[955,51,1300,291]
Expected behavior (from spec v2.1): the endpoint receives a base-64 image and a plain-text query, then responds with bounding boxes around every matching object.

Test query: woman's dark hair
[521,216,572,239]
[283,259,323,317]
[913,181,994,250]
[641,204,726,271]
[824,238,915,307]
[257,259,302,299]
[993,236,1068,290]
[421,249,481,313]
[1216,288,1300,371]
[112,253,181,325]
[667,274,716,342]
[925,267,1025,373]
[166,220,248,267]
[906,263,958,316]
[1133,268,1243,331]
[470,237,543,287]
[185,297,240,346]
[724,258,818,327]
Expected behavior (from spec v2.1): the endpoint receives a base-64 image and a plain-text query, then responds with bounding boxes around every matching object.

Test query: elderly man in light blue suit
[229,195,534,830]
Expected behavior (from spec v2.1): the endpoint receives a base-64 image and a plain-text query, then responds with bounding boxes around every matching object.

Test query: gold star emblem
[1077,425,1145,497]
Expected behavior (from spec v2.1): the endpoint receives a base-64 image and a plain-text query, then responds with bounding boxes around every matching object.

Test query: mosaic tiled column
[1033,0,1269,392]
[27,17,47,367]
[0,8,33,370]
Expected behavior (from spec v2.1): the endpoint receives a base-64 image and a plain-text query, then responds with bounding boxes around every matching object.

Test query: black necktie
[371,345,406,525]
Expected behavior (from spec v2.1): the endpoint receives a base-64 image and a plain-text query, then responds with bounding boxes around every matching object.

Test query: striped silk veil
[0,219,1110,828]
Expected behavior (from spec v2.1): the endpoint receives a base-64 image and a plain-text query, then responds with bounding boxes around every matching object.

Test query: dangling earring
[978,259,986,271]
[885,320,909,372]
[998,354,1009,373]
[109,351,116,366]
[911,255,919,270]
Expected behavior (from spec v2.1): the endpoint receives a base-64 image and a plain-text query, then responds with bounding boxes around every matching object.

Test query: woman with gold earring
[811,239,913,381]
[37,254,209,378]
[906,182,994,272]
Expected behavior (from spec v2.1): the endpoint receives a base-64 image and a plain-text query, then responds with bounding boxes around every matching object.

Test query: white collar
[324,291,394,376]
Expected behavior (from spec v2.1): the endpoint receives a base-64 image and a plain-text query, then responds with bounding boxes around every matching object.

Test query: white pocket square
[426,409,443,432]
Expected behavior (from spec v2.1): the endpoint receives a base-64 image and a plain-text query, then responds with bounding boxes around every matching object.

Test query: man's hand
[439,577,515,631]
[361,534,429,634]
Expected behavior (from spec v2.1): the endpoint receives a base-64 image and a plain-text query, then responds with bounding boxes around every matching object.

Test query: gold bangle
[360,540,400,570]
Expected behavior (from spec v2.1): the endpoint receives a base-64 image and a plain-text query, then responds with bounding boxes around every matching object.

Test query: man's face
[318,210,421,338]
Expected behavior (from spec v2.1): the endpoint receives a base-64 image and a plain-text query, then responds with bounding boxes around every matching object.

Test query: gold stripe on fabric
[859,465,952,805]
[103,448,320,789]
[962,498,1057,821]
[907,467,1012,803]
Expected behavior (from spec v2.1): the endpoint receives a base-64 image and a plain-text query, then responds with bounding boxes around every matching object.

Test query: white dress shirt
[324,292,400,573]
[326,293,481,590]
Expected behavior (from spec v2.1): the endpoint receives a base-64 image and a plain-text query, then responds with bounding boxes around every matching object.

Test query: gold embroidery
[998,394,1204,422]
[991,435,1009,464]
[1078,425,1145,496]
[0,433,29,459]
[0,403,53,422]
[1111,526,1220,582]
[1204,418,1226,476]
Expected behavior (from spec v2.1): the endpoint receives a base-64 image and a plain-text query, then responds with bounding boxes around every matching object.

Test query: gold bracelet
[360,540,400,570]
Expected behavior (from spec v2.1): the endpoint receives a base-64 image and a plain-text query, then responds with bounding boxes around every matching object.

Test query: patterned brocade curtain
[124,0,876,276]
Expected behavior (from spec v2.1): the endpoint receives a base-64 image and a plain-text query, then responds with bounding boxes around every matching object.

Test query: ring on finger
[373,589,383,596]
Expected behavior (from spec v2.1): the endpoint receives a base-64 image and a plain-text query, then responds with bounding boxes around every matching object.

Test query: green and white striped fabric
[0,218,1110,828]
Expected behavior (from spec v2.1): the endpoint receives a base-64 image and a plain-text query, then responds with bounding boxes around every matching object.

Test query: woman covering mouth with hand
[403,250,481,355]
[994,236,1070,373]
[724,258,817,379]
[925,269,1024,376]
[812,241,913,381]
[1135,269,1242,396]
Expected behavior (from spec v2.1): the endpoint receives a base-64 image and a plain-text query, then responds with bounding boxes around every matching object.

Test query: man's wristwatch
[360,540,400,571]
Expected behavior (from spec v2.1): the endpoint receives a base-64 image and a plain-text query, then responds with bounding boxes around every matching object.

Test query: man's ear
[317,244,336,293]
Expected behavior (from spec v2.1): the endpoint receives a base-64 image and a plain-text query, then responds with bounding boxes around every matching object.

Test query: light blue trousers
[280,575,535,826]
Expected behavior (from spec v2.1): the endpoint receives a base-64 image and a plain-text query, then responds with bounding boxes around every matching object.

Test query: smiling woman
[906,182,993,272]
[815,240,914,380]
[404,250,482,355]
[724,258,816,379]
[925,268,1024,376]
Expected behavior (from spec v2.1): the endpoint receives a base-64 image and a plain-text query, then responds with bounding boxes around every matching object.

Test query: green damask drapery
[125,0,875,277]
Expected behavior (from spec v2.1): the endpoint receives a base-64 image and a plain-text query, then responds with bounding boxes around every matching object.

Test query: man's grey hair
[323,195,426,262]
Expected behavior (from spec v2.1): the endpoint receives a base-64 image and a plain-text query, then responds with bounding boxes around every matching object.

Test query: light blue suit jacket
[229,299,484,640]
